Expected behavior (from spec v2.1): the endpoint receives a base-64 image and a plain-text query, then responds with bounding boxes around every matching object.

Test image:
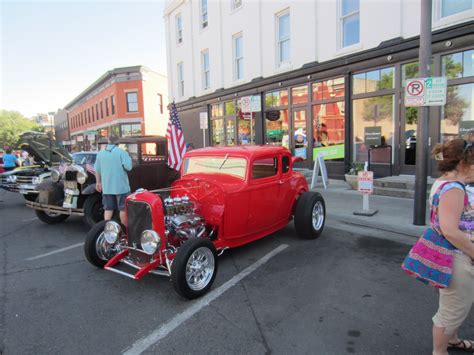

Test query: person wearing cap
[94,133,132,224]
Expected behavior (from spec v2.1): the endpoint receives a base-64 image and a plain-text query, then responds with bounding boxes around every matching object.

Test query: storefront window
[225,101,236,115]
[211,103,224,118]
[313,78,345,100]
[313,102,345,161]
[265,89,289,108]
[121,123,141,137]
[353,95,394,162]
[211,118,224,146]
[265,109,289,148]
[442,49,474,79]
[293,109,307,159]
[352,67,394,94]
[441,83,474,142]
[401,60,434,86]
[291,85,308,104]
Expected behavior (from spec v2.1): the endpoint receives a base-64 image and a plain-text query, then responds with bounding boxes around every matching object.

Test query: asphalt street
[1,190,474,355]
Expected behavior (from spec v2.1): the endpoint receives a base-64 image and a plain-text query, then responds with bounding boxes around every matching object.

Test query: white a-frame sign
[311,153,328,189]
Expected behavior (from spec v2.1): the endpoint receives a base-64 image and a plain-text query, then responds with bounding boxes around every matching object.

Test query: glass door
[225,118,236,146]
[400,105,417,174]
[292,108,308,162]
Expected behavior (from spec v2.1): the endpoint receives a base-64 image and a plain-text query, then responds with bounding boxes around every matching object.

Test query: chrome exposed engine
[164,196,207,240]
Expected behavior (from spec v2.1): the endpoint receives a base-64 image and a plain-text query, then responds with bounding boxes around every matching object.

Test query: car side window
[119,143,139,164]
[252,157,278,179]
[282,156,290,174]
[141,143,166,163]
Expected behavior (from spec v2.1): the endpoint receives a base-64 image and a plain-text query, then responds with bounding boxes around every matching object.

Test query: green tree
[0,110,41,149]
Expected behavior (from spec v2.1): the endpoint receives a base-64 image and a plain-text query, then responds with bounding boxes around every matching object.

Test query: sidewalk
[311,179,429,238]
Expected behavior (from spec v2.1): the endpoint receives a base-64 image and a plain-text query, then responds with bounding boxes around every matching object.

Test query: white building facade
[164,0,474,178]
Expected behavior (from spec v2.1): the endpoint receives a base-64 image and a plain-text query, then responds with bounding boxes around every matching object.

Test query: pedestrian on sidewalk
[430,139,474,355]
[94,134,132,225]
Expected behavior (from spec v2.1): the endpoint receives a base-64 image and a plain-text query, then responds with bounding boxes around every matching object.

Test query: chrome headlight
[32,176,41,185]
[51,169,60,182]
[140,230,160,255]
[77,170,88,184]
[103,221,121,244]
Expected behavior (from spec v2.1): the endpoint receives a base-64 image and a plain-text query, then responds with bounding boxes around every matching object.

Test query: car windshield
[72,153,96,165]
[183,156,247,179]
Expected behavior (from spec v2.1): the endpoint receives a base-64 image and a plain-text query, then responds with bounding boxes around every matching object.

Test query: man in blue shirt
[3,148,19,171]
[94,134,132,224]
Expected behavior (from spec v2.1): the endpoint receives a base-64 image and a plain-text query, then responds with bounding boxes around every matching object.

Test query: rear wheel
[294,191,326,239]
[171,238,218,299]
[35,197,69,224]
[83,194,104,228]
[84,220,118,268]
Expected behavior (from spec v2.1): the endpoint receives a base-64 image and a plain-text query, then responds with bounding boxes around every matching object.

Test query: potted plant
[345,162,364,190]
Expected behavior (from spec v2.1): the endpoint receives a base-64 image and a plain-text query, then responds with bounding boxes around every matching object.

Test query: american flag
[166,101,186,170]
[85,163,96,176]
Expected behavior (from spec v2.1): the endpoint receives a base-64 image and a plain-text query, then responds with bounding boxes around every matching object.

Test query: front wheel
[171,238,218,299]
[35,197,70,224]
[294,191,326,239]
[84,220,118,268]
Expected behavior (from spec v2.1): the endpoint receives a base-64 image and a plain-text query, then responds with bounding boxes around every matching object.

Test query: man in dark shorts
[94,134,132,224]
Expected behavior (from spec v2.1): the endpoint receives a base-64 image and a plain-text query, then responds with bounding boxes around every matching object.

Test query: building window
[277,11,290,66]
[111,95,115,115]
[88,108,91,123]
[158,93,163,114]
[104,98,108,116]
[231,0,242,11]
[177,62,184,97]
[291,85,309,104]
[201,0,208,28]
[442,49,474,79]
[96,104,99,120]
[441,83,474,142]
[233,33,243,81]
[313,99,345,161]
[202,50,210,90]
[126,92,138,112]
[340,0,360,48]
[439,0,472,18]
[176,14,183,44]
[100,101,104,118]
[92,106,95,121]
[121,123,142,137]
[265,89,289,108]
[352,67,394,95]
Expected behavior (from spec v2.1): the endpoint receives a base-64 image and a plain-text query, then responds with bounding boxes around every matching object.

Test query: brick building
[65,66,168,151]
[53,109,70,147]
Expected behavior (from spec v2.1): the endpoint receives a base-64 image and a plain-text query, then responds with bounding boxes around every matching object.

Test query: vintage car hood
[175,173,247,194]
[18,131,72,165]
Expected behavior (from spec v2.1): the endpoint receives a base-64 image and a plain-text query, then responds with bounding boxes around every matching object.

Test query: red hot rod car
[84,146,326,299]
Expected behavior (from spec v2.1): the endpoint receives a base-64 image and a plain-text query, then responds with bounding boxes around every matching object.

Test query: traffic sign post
[405,77,447,107]
[353,167,378,217]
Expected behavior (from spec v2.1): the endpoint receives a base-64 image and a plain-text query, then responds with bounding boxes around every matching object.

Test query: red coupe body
[85,146,325,299]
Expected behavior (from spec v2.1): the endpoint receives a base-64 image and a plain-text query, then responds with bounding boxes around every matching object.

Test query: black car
[26,136,180,227]
[0,132,72,201]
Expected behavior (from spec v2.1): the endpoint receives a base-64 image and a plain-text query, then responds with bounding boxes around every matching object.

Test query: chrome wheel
[312,201,325,231]
[95,232,116,261]
[44,210,61,217]
[185,247,215,291]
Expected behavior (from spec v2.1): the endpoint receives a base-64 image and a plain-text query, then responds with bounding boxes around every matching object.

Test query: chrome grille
[127,201,152,248]
[16,176,34,184]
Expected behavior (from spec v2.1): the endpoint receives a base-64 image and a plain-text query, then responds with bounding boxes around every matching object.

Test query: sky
[1,0,168,118]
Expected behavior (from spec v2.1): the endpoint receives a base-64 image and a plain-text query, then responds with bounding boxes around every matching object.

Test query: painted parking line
[123,243,289,355]
[26,242,84,261]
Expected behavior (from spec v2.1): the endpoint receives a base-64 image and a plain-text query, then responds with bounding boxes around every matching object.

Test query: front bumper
[25,200,84,216]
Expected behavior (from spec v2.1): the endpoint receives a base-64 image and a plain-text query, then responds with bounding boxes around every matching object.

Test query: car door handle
[279,180,285,185]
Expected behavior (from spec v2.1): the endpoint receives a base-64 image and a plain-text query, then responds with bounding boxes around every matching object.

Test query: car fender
[37,179,62,192]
